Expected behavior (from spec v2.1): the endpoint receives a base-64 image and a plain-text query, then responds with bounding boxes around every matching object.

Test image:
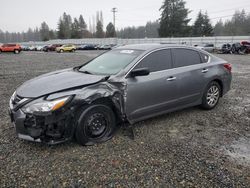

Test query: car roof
[116,43,191,51]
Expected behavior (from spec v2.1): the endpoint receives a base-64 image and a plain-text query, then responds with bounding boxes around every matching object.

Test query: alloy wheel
[206,85,220,107]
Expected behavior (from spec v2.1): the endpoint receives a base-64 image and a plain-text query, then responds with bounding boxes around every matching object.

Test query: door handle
[167,76,176,81]
[201,68,209,73]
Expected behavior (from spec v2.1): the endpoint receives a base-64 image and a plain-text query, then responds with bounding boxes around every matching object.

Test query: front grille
[24,115,45,128]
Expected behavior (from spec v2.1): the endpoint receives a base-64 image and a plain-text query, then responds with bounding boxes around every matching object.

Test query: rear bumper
[222,73,232,96]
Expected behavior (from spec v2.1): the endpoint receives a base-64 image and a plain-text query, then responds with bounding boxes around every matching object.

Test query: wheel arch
[212,79,224,97]
[90,97,123,124]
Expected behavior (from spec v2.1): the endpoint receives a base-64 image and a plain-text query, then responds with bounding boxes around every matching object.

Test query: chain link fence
[21,36,250,47]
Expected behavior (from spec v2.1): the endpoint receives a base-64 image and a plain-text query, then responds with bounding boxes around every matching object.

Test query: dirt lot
[0,51,250,187]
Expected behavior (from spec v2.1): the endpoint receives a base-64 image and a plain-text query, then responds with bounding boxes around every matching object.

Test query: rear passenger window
[200,53,209,63]
[172,49,201,68]
[135,49,172,72]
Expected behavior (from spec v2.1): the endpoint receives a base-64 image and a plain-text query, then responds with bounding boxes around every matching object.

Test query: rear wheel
[201,81,221,110]
[14,49,20,54]
[60,49,64,53]
[0,50,2,54]
[75,104,116,146]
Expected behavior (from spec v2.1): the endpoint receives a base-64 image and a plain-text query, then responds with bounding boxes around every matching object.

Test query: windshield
[79,49,143,75]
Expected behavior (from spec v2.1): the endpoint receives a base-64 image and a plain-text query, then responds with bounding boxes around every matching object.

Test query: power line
[208,5,250,14]
[210,11,250,20]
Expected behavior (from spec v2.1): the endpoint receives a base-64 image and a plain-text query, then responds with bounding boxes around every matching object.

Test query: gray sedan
[9,44,232,145]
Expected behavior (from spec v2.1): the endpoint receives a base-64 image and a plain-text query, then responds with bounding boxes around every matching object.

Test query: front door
[125,49,179,123]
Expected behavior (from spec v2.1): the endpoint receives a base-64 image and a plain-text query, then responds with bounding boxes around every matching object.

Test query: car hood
[16,68,106,98]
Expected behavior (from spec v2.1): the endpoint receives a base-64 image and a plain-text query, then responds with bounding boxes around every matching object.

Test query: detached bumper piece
[10,109,74,144]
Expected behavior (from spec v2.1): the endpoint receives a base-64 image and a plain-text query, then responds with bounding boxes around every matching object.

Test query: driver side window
[134,49,172,72]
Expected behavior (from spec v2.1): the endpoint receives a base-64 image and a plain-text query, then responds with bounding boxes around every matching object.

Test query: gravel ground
[0,51,250,187]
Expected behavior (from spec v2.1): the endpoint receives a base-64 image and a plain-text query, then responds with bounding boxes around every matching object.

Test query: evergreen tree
[214,19,224,36]
[40,22,50,41]
[145,21,160,38]
[49,30,56,39]
[57,18,65,39]
[79,15,87,37]
[57,12,72,39]
[192,11,213,36]
[71,18,80,38]
[159,0,191,37]
[106,22,116,37]
[96,20,104,38]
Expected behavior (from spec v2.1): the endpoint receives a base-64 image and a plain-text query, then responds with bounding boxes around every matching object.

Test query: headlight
[10,91,16,101]
[9,91,16,109]
[22,96,70,113]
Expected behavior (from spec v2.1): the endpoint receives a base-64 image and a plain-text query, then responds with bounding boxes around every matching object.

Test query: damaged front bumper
[8,106,75,145]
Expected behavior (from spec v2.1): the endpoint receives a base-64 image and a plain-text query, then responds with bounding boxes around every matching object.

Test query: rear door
[125,49,180,122]
[171,48,209,104]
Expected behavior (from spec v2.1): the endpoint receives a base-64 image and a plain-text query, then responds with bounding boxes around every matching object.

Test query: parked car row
[2,41,250,55]
[0,43,118,54]
[218,41,250,54]
[194,41,250,55]
[18,43,117,53]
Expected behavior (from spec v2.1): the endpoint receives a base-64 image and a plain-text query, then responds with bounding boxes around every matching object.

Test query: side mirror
[129,68,150,77]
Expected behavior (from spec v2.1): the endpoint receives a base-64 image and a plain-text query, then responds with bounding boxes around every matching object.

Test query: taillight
[223,63,232,72]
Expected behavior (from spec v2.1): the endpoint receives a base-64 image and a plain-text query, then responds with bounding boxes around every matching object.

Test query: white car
[195,43,215,53]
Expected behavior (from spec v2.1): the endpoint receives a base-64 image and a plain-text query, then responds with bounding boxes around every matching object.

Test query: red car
[0,44,22,54]
[43,44,62,52]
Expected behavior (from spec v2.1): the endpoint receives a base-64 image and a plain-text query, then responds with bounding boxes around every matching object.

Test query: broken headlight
[22,96,71,114]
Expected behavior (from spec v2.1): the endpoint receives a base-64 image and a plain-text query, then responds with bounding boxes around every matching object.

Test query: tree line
[0,11,116,43]
[158,0,250,37]
[1,0,250,43]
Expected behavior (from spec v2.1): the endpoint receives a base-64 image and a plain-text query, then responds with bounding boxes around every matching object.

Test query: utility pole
[111,8,118,30]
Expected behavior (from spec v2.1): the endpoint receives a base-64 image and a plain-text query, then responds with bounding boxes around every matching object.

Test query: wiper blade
[78,69,92,74]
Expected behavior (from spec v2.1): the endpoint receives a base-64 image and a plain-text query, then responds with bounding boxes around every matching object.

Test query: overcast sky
[1,0,250,32]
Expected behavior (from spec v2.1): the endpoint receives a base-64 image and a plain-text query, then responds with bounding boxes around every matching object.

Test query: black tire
[231,47,236,54]
[239,47,246,55]
[0,50,2,54]
[71,49,75,52]
[201,81,221,110]
[75,104,116,146]
[60,49,64,53]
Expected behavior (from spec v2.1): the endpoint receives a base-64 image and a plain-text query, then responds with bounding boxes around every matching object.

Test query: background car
[231,41,250,54]
[195,43,215,53]
[43,44,62,52]
[0,43,21,54]
[36,45,46,51]
[219,43,232,54]
[97,44,112,50]
[20,45,30,51]
[56,44,76,53]
[27,46,37,51]
[77,44,96,50]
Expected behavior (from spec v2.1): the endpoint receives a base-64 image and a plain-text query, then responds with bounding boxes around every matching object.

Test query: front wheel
[75,104,116,146]
[201,81,221,110]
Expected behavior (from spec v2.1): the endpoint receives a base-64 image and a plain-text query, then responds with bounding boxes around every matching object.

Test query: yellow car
[56,44,76,53]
